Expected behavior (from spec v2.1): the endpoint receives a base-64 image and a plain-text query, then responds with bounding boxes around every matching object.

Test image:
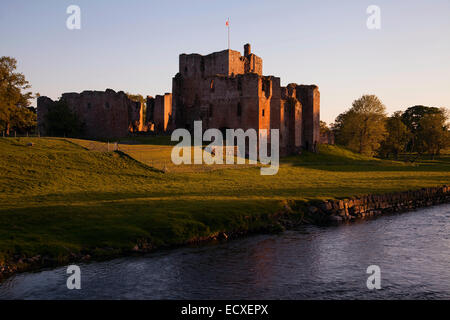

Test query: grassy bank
[0,137,449,272]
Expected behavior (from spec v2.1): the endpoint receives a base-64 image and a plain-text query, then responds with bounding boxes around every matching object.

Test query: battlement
[179,44,262,78]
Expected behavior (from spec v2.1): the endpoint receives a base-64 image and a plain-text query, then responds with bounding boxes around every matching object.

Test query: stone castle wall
[279,94,302,155]
[320,130,335,145]
[173,73,261,133]
[178,44,262,79]
[37,89,141,139]
[279,84,320,152]
[172,71,278,141]
[146,97,154,120]
[154,93,172,133]
[297,85,320,152]
[36,96,53,136]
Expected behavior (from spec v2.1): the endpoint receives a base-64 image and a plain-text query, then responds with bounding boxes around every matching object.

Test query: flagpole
[227,17,230,50]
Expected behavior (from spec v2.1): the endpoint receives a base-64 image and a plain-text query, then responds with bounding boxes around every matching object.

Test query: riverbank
[1,137,449,280]
[1,186,449,280]
[3,204,449,300]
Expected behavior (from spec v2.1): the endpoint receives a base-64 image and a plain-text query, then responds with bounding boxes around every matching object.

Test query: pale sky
[1,0,449,124]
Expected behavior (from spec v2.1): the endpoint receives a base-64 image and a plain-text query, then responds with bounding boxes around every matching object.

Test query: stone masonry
[171,44,320,155]
[37,43,320,153]
[153,93,173,132]
[37,89,142,139]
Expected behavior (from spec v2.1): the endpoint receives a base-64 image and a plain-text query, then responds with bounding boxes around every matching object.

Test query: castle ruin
[37,44,320,154]
[172,44,320,154]
[37,89,143,139]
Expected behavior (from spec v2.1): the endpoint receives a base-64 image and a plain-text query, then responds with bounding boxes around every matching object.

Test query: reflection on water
[1,204,449,299]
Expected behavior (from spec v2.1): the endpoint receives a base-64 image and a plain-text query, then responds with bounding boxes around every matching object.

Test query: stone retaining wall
[307,186,450,224]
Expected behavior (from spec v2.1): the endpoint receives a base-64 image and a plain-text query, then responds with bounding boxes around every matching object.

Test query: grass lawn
[0,136,449,265]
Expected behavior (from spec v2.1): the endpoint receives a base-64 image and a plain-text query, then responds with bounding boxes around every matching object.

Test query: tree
[320,121,330,135]
[333,95,387,155]
[45,101,84,137]
[415,111,449,159]
[401,105,441,152]
[402,105,441,132]
[320,121,334,144]
[126,93,145,104]
[10,106,37,134]
[379,111,411,159]
[0,56,34,135]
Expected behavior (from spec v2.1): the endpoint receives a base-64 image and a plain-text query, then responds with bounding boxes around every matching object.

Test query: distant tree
[401,105,442,152]
[320,121,330,135]
[415,110,449,159]
[402,105,441,132]
[45,101,84,137]
[126,93,145,103]
[0,56,34,135]
[320,121,334,144]
[333,95,387,155]
[379,111,411,159]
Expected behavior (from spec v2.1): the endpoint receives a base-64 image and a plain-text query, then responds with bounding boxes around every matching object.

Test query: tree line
[331,95,449,160]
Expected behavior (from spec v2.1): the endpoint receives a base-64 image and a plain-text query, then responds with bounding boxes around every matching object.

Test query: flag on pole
[226,18,230,49]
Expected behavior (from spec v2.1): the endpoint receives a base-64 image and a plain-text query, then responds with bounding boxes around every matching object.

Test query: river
[1,204,449,299]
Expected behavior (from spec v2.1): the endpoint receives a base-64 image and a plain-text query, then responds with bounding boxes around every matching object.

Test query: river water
[1,204,449,300]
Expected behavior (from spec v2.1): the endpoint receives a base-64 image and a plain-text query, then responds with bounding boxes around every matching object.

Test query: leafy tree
[333,95,387,155]
[45,101,84,137]
[320,121,330,135]
[401,105,441,152]
[0,56,34,134]
[415,111,449,159]
[126,93,145,103]
[379,111,411,159]
[10,106,37,134]
[402,105,441,132]
[401,105,449,155]
[320,121,334,144]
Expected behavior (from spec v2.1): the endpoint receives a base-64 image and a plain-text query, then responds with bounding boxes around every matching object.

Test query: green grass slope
[0,137,449,266]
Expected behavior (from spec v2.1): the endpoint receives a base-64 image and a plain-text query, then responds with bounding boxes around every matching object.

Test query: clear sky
[1,0,449,124]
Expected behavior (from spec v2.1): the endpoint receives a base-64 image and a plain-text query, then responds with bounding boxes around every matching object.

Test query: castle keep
[37,44,320,154]
[172,44,320,155]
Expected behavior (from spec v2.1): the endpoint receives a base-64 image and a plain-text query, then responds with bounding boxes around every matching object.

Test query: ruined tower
[154,93,173,133]
[172,44,275,148]
[171,44,320,154]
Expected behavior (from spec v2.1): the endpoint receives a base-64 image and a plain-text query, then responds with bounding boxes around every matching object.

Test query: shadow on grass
[115,151,165,173]
[281,146,450,173]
